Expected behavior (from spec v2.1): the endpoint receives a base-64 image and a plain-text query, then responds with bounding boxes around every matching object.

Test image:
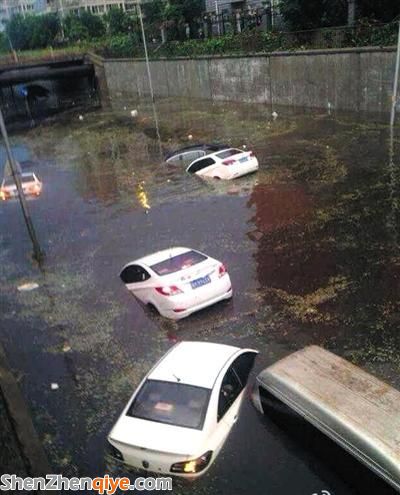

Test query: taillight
[170,451,213,474]
[218,264,227,277]
[155,286,183,296]
[222,159,236,166]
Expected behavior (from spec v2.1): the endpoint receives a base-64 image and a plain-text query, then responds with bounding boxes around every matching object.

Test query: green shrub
[100,34,142,58]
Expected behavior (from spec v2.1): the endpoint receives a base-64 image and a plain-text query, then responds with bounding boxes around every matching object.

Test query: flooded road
[0,97,399,494]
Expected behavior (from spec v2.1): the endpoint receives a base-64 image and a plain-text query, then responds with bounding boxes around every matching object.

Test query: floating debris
[17,282,39,292]
[50,383,59,390]
[130,109,138,118]
[272,111,278,120]
[188,134,193,140]
[78,115,84,121]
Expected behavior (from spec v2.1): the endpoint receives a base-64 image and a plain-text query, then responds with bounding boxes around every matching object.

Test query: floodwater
[0,97,399,495]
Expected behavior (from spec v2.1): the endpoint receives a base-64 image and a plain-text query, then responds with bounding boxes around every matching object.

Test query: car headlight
[106,441,124,461]
[170,451,212,474]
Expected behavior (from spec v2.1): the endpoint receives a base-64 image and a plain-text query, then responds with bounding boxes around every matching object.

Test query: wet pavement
[0,97,399,494]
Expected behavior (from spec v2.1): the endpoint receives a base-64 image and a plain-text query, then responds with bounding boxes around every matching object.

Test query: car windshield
[150,250,207,276]
[215,149,242,159]
[127,379,211,430]
[3,175,35,186]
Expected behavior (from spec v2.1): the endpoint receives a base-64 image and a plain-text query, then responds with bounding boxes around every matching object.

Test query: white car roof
[2,172,36,182]
[199,148,242,160]
[133,247,198,268]
[149,341,241,389]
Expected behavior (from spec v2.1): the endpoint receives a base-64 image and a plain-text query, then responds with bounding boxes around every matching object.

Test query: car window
[21,174,36,183]
[3,175,35,186]
[3,177,15,187]
[232,352,257,386]
[127,379,211,430]
[120,265,150,284]
[150,250,207,276]
[215,149,242,159]
[187,157,216,174]
[217,367,242,421]
[166,150,205,165]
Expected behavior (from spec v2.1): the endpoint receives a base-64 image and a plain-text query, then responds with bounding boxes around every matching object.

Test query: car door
[186,157,217,176]
[208,350,258,457]
[120,264,151,302]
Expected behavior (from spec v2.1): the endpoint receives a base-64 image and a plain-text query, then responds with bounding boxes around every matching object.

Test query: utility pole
[137,0,163,157]
[390,19,400,128]
[347,0,356,26]
[59,0,65,40]
[0,110,43,261]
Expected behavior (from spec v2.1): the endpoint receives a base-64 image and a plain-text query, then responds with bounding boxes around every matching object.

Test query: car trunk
[161,260,220,293]
[109,415,205,472]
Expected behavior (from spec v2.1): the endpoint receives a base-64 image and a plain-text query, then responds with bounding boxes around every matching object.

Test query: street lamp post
[390,19,400,127]
[137,0,162,157]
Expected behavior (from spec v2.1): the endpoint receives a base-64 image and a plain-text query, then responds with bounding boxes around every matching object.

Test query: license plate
[191,275,211,289]
[239,156,248,163]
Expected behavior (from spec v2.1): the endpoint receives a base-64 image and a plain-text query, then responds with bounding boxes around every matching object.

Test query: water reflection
[135,181,151,211]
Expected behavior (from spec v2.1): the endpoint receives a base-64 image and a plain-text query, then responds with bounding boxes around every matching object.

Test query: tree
[79,11,106,39]
[64,11,105,42]
[357,0,400,23]
[0,32,6,53]
[64,13,90,41]
[142,0,164,26]
[279,0,347,30]
[280,0,400,31]
[6,14,31,50]
[180,0,204,25]
[104,7,132,36]
[30,14,60,49]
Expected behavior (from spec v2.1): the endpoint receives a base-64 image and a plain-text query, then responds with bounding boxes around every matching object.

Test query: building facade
[205,0,269,14]
[44,0,140,15]
[0,0,40,30]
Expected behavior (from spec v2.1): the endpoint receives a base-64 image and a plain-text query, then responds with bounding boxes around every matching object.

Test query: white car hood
[109,415,205,456]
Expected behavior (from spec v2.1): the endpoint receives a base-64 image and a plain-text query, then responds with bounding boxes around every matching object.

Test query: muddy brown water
[0,97,399,494]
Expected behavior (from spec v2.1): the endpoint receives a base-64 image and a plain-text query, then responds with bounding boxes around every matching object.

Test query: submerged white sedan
[107,341,258,478]
[186,148,259,180]
[120,247,232,320]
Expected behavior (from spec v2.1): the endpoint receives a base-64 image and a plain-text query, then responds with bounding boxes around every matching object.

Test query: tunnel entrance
[0,58,100,129]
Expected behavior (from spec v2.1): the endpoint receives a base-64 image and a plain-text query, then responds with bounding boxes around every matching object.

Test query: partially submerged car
[166,144,259,180]
[0,172,42,200]
[107,341,258,478]
[186,148,258,180]
[165,143,229,167]
[120,247,232,320]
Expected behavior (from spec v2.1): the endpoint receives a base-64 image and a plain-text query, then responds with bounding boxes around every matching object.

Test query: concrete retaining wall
[101,47,397,113]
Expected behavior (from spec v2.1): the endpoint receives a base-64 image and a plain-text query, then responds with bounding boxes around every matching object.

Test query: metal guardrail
[152,20,399,58]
